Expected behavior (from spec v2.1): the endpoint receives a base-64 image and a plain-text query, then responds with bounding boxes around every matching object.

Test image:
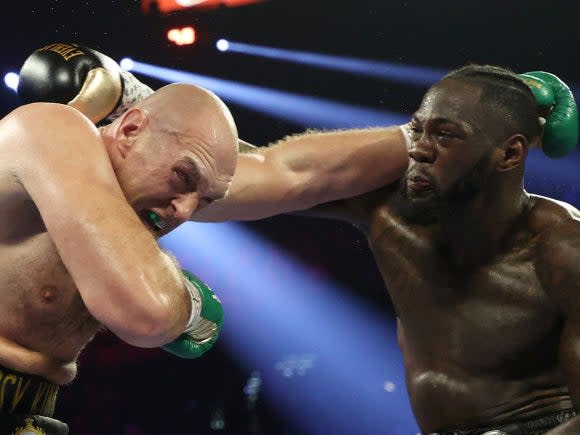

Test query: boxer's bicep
[559,323,580,411]
[537,222,580,408]
[10,104,184,346]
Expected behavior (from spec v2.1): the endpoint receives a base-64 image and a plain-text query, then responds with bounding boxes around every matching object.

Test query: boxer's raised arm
[5,103,189,348]
[192,126,410,221]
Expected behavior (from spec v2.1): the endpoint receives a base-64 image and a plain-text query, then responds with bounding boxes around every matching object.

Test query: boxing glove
[518,71,579,158]
[18,42,154,124]
[162,270,224,359]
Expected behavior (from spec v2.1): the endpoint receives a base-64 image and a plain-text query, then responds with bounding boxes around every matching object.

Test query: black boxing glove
[18,43,154,124]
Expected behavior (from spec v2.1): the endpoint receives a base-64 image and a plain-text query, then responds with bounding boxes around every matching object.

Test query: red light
[143,0,265,14]
[167,26,196,46]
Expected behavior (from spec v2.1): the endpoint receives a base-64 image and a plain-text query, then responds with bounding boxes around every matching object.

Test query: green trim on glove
[518,71,579,158]
[161,270,224,359]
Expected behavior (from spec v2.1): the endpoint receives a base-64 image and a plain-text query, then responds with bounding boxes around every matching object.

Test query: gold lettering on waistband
[40,384,57,416]
[37,43,85,61]
[0,374,17,409]
[0,369,58,416]
[10,377,31,413]
[30,383,47,414]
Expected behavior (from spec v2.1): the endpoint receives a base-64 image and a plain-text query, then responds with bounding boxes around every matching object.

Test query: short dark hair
[443,64,541,141]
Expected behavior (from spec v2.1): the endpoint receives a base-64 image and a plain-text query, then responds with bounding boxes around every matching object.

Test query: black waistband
[430,408,578,435]
[0,365,59,417]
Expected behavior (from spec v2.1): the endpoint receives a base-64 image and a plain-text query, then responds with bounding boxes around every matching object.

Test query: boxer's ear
[115,107,148,157]
[497,133,526,172]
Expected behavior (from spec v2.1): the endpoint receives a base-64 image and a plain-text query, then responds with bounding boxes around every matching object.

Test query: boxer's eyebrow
[412,115,474,134]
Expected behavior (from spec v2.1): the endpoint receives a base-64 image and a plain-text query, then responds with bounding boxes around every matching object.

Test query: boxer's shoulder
[530,196,579,288]
[0,103,109,184]
[527,194,579,234]
[3,102,99,140]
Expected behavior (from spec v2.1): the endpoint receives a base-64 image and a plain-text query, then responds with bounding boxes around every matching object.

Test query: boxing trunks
[0,364,68,434]
[427,408,577,435]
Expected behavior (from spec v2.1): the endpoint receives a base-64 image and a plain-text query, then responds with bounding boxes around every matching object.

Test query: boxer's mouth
[143,211,166,232]
[407,175,433,192]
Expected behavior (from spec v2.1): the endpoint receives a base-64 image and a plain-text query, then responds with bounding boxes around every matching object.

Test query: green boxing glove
[518,71,579,158]
[161,270,224,359]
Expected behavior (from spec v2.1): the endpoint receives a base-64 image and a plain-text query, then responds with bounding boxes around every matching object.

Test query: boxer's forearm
[12,105,189,348]
[192,126,409,222]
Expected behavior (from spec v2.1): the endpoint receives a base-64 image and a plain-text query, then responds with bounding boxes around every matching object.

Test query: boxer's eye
[175,169,191,187]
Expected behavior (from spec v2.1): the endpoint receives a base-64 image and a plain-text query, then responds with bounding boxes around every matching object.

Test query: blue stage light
[216,40,447,86]
[4,72,19,92]
[216,39,230,52]
[125,60,409,128]
[160,222,420,435]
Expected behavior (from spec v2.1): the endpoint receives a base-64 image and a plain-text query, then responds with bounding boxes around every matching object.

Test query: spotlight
[119,58,134,71]
[177,0,207,5]
[216,39,230,52]
[4,72,19,92]
[125,60,409,128]
[216,40,447,85]
[167,26,196,46]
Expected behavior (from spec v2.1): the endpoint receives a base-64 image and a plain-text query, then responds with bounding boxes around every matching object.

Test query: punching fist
[518,71,579,158]
[162,270,224,359]
[18,43,154,124]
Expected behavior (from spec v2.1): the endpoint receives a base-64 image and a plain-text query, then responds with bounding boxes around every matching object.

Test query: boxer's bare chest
[0,193,100,361]
[366,203,561,372]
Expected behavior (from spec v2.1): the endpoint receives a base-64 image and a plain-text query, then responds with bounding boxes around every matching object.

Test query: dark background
[1,1,579,434]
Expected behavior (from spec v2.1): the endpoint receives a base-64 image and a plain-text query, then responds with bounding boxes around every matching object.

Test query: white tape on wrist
[182,277,203,336]
[399,123,413,150]
[105,70,155,122]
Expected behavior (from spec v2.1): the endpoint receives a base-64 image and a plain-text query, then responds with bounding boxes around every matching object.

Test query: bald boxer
[0,83,236,433]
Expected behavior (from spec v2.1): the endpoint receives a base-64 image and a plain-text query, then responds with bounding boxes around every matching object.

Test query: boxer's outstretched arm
[537,218,580,434]
[6,103,190,348]
[192,126,409,221]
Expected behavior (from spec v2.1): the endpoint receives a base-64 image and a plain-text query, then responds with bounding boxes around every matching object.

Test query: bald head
[103,83,239,227]
[136,83,238,177]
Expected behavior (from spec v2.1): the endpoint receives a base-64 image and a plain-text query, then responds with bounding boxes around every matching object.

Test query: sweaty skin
[301,80,580,433]
[0,83,237,385]
[191,78,580,433]
[332,188,577,432]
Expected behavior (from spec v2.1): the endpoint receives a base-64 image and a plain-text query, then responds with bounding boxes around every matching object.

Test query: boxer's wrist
[104,70,155,123]
[399,123,413,150]
[161,271,223,359]
[181,274,204,336]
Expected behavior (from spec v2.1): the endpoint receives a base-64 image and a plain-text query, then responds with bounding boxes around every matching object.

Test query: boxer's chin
[393,181,443,226]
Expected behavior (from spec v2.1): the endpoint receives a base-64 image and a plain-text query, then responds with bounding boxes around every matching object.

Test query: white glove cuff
[105,70,155,122]
[182,277,203,335]
[399,123,413,150]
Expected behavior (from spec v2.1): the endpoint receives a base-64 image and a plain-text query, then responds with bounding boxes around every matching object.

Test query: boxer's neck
[437,179,530,268]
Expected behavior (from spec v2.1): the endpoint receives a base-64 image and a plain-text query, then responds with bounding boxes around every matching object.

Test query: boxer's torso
[0,172,101,384]
[344,189,575,432]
